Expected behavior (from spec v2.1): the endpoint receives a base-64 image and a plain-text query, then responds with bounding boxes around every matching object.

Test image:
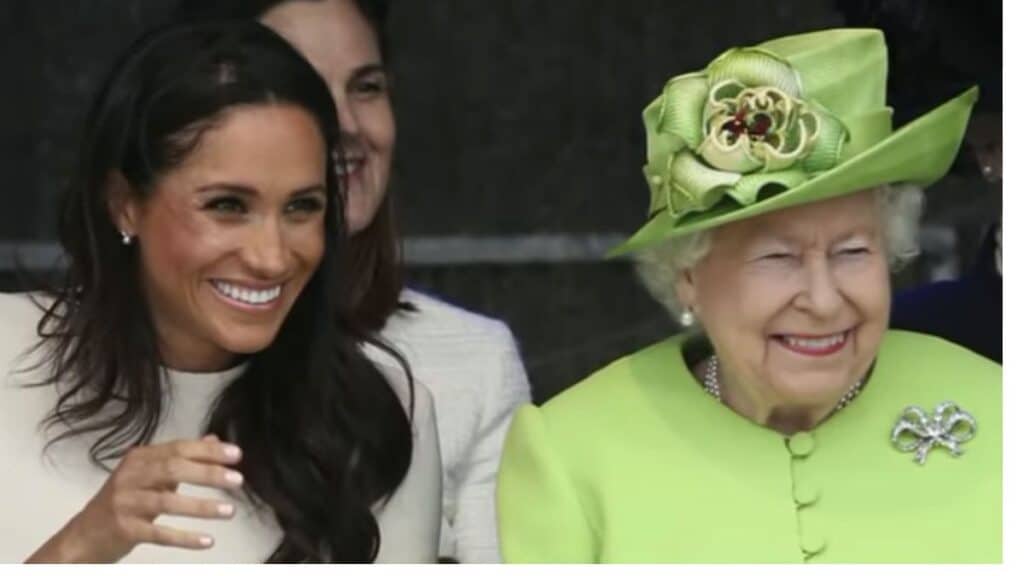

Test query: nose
[241,217,290,279]
[794,254,843,319]
[334,93,361,139]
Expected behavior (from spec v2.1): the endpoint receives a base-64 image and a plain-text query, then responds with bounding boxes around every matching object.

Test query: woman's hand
[26,434,243,563]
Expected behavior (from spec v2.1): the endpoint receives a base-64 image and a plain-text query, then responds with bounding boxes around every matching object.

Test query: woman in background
[0,20,439,562]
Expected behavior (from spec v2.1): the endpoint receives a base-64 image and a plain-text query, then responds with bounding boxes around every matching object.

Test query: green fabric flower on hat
[644,47,850,219]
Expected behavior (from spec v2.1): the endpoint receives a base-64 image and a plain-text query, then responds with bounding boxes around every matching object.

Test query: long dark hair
[175,0,408,332]
[30,20,413,562]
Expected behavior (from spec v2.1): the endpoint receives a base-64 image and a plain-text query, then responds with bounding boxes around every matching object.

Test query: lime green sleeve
[497,404,597,563]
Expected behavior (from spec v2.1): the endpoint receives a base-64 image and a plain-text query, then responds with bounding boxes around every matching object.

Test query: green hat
[609,28,978,257]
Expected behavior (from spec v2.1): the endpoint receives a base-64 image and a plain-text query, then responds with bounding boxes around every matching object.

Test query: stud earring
[679,308,695,327]
[121,231,133,245]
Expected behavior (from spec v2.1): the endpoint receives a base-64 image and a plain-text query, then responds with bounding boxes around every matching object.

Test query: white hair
[633,184,925,328]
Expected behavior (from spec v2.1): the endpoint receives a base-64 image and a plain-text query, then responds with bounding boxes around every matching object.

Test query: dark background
[0,1,1001,402]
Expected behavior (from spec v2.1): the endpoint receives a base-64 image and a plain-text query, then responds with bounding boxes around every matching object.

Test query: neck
[700,356,857,434]
[721,380,834,434]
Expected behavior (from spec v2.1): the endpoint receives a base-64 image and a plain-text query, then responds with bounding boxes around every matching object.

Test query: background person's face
[118,104,328,371]
[676,191,891,412]
[262,0,395,236]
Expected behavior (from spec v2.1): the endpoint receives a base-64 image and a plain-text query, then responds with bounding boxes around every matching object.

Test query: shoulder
[536,335,684,432]
[373,288,527,398]
[0,291,47,325]
[882,329,1000,380]
[383,288,517,349]
[874,330,1000,423]
[0,292,50,374]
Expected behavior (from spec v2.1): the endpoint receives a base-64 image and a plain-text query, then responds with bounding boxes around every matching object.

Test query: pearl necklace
[702,355,864,413]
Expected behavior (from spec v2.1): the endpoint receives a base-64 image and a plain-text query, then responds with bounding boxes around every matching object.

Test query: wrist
[26,514,94,563]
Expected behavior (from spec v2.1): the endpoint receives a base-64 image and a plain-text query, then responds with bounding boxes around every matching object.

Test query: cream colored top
[0,291,441,563]
[366,289,531,562]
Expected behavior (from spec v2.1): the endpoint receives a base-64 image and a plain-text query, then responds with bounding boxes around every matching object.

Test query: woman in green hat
[497,28,1000,563]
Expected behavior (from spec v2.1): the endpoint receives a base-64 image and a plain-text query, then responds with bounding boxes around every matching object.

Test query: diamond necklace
[702,355,865,413]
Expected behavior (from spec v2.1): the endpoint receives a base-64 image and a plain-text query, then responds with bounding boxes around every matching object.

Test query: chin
[779,372,855,401]
[344,190,386,235]
[215,328,280,356]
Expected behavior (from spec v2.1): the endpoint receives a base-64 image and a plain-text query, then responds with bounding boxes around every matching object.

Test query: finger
[152,438,242,466]
[201,434,220,442]
[147,457,244,491]
[131,519,214,550]
[130,491,236,521]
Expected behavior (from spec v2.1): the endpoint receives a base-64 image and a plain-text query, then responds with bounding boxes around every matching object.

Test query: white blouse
[365,288,532,563]
[0,291,441,563]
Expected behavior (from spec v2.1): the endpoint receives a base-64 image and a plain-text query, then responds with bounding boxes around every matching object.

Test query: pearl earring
[679,308,695,327]
[121,231,133,245]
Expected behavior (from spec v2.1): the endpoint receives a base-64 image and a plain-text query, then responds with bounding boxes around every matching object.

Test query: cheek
[286,221,326,271]
[837,259,891,323]
[698,271,793,346]
[360,102,395,154]
[720,272,797,329]
[140,209,231,285]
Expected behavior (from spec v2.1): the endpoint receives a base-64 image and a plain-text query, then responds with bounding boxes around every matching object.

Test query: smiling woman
[0,20,440,563]
[112,104,331,371]
[175,0,533,562]
[498,29,1001,563]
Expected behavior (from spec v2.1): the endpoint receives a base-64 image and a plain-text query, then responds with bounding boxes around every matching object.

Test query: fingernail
[225,470,244,485]
[198,535,214,547]
[223,444,241,460]
[217,503,235,517]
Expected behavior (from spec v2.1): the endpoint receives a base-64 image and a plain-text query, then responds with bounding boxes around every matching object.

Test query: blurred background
[0,1,1001,402]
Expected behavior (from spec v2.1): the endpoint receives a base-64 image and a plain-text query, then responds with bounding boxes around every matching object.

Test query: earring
[679,308,695,327]
[121,231,133,245]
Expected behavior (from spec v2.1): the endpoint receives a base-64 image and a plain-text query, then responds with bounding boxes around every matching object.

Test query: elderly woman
[497,29,1000,563]
[0,21,439,562]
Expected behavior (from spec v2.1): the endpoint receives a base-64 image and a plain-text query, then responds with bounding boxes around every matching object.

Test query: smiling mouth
[336,155,366,179]
[773,330,852,356]
[211,280,283,308]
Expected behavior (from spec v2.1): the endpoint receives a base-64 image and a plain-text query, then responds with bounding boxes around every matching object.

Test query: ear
[674,267,700,313]
[105,171,141,237]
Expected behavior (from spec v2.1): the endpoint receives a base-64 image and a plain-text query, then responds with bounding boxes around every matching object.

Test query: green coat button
[788,432,815,456]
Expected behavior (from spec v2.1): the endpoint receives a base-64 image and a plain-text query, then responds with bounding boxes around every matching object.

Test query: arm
[497,405,596,563]
[450,324,531,562]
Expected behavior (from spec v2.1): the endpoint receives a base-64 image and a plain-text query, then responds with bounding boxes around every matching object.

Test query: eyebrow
[196,183,327,198]
[351,64,387,80]
[754,226,877,248]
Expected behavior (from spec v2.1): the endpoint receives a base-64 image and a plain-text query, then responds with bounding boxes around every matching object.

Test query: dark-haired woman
[175,0,531,562]
[0,20,439,563]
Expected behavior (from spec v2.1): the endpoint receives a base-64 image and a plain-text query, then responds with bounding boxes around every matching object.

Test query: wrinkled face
[262,0,394,235]
[119,104,328,371]
[676,191,891,408]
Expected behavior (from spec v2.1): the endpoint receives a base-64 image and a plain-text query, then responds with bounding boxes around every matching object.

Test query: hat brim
[607,86,978,258]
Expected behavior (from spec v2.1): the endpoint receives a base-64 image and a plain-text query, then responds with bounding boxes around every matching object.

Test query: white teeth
[213,281,282,306]
[783,333,846,350]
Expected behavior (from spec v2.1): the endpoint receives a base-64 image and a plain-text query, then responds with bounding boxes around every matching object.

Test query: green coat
[498,330,1001,563]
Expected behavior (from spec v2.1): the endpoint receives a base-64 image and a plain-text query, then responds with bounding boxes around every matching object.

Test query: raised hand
[26,435,244,563]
